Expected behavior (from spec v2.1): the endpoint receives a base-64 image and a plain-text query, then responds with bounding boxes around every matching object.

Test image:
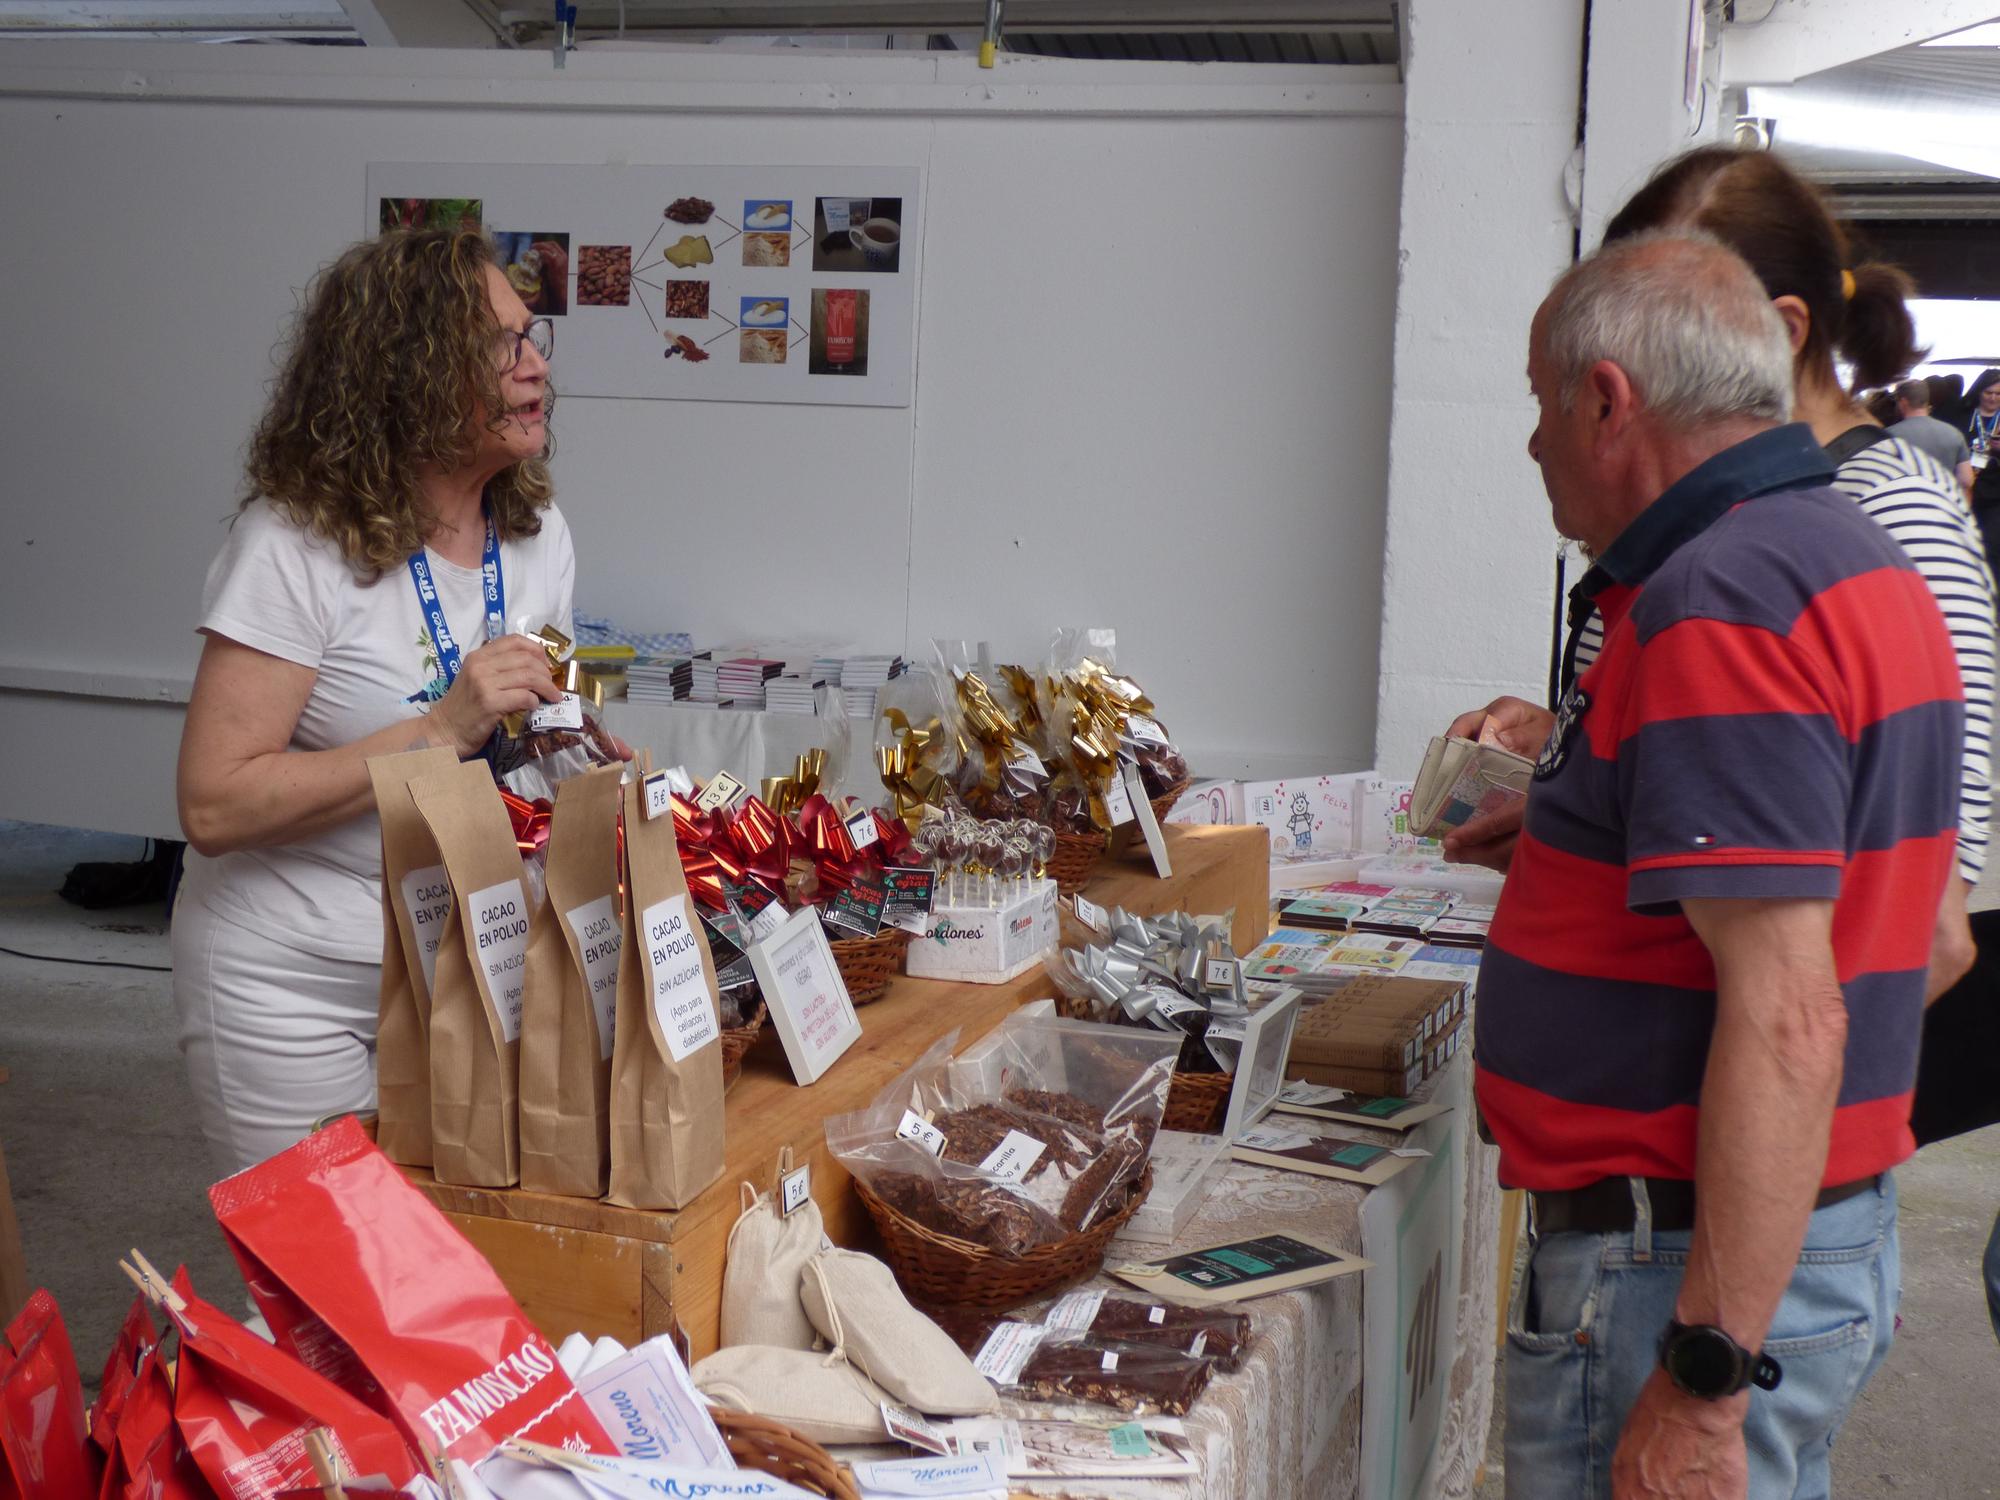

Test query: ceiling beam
[337,0,499,45]
[1722,0,2000,88]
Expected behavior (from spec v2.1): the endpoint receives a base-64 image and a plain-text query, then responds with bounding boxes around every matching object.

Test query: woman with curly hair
[173,227,576,1175]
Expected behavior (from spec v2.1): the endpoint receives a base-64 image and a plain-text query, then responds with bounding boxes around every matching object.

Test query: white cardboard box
[1164,779,1241,826]
[905,879,1059,984]
[1118,1130,1231,1245]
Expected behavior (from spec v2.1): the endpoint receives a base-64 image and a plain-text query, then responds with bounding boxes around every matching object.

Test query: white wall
[1371,0,1586,771]
[0,42,1403,838]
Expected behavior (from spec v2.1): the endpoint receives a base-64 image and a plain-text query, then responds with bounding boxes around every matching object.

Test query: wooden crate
[402,824,1270,1359]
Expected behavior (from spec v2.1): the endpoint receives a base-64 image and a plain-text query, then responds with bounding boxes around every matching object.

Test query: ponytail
[1838,261,1927,392]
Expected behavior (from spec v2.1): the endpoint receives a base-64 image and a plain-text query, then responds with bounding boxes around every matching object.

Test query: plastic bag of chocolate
[490,625,625,807]
[970,1324,1215,1417]
[823,1017,1179,1256]
[925,1293,1252,1374]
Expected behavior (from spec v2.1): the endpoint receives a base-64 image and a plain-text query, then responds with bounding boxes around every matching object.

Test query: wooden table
[402,824,1269,1359]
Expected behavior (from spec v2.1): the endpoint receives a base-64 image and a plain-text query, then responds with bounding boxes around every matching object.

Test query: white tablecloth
[1004,1050,1500,1499]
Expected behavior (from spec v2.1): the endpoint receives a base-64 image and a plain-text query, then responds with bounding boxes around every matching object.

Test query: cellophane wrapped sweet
[824,1014,1179,1257]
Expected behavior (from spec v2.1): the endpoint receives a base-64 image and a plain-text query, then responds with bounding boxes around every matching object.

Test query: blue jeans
[1984,1209,2000,1341]
[1504,1174,1899,1500]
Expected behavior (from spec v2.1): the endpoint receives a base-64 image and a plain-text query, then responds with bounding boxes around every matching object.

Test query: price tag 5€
[780,1162,812,1217]
[896,1110,947,1157]
[643,770,675,822]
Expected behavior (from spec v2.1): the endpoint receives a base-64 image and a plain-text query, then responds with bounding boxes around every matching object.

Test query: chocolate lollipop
[973,827,1007,907]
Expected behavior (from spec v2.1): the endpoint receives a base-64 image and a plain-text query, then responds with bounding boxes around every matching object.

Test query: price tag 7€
[780,1162,812,1217]
[844,806,879,852]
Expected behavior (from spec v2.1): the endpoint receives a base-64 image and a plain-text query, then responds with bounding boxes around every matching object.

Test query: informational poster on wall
[368,163,922,408]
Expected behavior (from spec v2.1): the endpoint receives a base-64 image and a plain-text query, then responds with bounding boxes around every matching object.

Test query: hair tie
[1841,269,1856,300]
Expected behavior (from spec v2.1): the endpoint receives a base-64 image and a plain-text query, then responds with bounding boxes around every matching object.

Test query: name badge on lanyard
[408,511,505,692]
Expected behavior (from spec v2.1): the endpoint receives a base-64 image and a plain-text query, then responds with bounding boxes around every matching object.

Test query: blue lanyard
[407,511,505,690]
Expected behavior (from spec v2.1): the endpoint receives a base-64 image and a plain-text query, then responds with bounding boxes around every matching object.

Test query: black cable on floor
[0,944,171,974]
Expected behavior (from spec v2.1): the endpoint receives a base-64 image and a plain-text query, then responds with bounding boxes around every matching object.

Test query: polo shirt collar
[1586,423,1834,591]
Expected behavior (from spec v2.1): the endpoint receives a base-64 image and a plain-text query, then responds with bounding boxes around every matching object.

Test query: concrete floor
[2,815,1997,1487]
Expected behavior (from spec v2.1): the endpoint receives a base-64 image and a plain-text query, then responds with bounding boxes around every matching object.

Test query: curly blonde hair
[244,227,552,577]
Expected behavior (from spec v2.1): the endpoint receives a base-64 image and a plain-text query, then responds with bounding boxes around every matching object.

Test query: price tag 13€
[695,770,748,813]
[780,1162,812,1217]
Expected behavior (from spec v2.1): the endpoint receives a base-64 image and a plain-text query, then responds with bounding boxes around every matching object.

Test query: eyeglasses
[498,318,554,372]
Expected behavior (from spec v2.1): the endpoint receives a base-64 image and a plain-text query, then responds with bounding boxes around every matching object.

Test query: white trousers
[170,895,379,1179]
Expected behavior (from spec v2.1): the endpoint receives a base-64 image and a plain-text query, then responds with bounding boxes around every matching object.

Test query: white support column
[1370,0,1586,774]
[1579,0,1718,250]
[337,0,498,47]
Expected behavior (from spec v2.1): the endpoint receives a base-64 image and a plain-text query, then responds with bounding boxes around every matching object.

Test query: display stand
[397,824,1268,1359]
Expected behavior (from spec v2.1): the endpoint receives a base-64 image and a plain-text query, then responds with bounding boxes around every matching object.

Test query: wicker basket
[828,926,911,1005]
[1162,1069,1231,1132]
[1146,776,1191,828]
[721,1001,767,1094]
[856,1165,1153,1311]
[1050,827,1107,897]
[712,1409,859,1500]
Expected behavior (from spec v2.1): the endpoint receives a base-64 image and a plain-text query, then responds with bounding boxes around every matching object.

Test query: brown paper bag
[367,745,460,1167]
[519,763,625,1197]
[607,775,726,1209]
[412,760,531,1187]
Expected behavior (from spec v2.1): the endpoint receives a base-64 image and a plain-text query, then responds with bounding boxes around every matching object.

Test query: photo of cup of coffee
[849,217,901,269]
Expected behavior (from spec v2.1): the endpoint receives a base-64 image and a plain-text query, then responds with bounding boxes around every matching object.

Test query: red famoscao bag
[208,1117,613,1466]
[163,1268,418,1499]
[109,1346,202,1500]
[90,1298,156,1456]
[0,1291,98,1500]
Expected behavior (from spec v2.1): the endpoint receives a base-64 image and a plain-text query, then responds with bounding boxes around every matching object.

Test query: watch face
[1667,1326,1743,1397]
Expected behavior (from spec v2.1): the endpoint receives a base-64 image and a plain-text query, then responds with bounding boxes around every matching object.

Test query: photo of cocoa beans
[576,245,631,307]
[663,280,709,320]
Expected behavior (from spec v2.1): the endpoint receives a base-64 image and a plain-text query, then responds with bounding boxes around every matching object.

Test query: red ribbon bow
[500,789,553,857]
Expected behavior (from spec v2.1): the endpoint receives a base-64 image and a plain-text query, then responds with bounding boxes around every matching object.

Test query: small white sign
[977,1129,1047,1184]
[1237,1124,1313,1152]
[850,1451,1009,1496]
[563,893,623,1059]
[1073,896,1111,934]
[1219,986,1305,1142]
[528,693,584,733]
[466,877,531,1043]
[639,892,719,1062]
[695,770,749,813]
[1205,956,1240,992]
[1104,771,1136,828]
[1278,1080,1349,1107]
[1126,761,1172,878]
[750,907,863,1086]
[877,1403,953,1458]
[743,896,790,944]
[1148,1305,1167,1326]
[1042,1289,1106,1333]
[971,1322,1047,1385]
[896,1110,948,1157]
[1126,715,1170,746]
[1099,1350,1120,1373]
[781,1162,812,1217]
[844,806,880,852]
[642,771,675,822]
[397,863,453,998]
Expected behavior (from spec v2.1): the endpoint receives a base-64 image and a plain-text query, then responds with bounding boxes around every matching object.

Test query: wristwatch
[1658,1321,1783,1398]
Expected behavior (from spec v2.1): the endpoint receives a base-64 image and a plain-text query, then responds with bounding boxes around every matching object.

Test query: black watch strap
[1660,1320,1784,1398]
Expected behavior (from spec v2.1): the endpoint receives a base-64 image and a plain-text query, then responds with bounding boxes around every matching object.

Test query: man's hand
[1439,696,1552,871]
[1611,1371,1748,1499]
[1444,694,1554,757]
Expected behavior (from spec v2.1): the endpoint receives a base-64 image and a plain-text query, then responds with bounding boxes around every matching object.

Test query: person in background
[1862,388,1900,429]
[1471,231,1960,1500]
[1929,371,1967,431]
[1889,377,1976,499]
[173,227,576,1177]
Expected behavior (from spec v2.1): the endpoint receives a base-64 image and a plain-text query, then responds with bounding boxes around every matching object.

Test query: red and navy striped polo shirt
[1476,424,1963,1192]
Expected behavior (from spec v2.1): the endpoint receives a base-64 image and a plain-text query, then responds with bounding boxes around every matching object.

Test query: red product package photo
[0,1291,99,1500]
[208,1117,613,1466]
[161,1267,418,1500]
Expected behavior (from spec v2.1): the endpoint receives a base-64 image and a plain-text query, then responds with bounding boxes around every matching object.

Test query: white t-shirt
[179,499,575,961]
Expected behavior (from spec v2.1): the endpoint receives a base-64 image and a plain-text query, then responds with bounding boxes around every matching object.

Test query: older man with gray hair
[1453,233,1963,1500]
